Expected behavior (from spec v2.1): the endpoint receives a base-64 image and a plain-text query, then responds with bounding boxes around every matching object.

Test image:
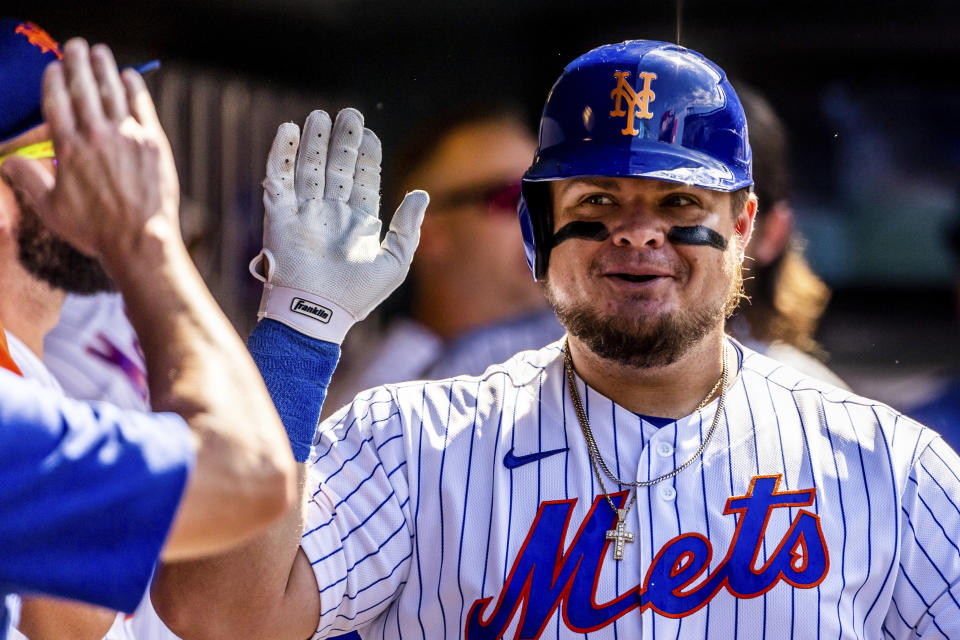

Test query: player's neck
[0,262,65,358]
[566,327,728,419]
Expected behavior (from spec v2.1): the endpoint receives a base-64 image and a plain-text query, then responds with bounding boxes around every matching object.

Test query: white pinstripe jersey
[302,337,960,639]
[324,310,564,419]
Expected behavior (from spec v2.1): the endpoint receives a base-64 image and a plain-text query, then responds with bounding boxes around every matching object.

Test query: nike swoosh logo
[503,447,569,470]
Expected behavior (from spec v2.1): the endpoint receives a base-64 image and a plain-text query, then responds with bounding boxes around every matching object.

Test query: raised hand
[251,108,428,343]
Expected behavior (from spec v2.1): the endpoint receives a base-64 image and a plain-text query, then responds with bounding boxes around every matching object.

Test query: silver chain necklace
[563,339,729,560]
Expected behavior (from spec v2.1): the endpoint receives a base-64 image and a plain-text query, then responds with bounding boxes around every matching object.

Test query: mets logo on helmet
[610,70,657,136]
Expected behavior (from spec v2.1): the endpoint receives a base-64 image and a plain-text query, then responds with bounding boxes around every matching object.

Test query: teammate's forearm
[154,323,338,639]
[154,465,320,640]
[107,226,297,561]
[17,597,116,640]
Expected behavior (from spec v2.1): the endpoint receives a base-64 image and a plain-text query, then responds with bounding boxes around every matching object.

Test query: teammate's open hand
[0,39,179,266]
[251,109,428,343]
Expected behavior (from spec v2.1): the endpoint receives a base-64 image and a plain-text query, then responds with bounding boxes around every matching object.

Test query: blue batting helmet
[0,18,63,143]
[518,40,753,280]
[0,17,159,144]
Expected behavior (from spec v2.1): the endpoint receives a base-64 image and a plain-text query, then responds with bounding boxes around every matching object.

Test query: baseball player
[0,35,300,638]
[0,17,150,415]
[155,41,960,639]
[0,19,160,639]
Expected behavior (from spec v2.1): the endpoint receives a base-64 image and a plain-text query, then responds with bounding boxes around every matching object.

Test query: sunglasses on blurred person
[429,181,522,216]
[0,140,56,168]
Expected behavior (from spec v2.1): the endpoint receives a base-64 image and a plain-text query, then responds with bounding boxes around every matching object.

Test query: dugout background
[18,0,960,410]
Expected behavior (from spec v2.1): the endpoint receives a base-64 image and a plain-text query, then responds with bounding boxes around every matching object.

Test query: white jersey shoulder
[43,293,149,411]
[6,331,63,393]
[398,335,564,389]
[302,337,960,640]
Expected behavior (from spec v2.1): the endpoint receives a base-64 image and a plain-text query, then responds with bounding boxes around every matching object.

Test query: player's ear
[733,192,757,255]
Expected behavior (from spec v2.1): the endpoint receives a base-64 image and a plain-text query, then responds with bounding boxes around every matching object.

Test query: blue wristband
[247,319,340,462]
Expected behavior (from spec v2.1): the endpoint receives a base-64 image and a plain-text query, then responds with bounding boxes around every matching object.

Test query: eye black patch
[667,225,727,251]
[550,221,727,251]
[552,220,610,245]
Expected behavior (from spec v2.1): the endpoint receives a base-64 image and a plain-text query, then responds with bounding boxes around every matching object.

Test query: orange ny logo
[15,22,62,59]
[609,71,657,136]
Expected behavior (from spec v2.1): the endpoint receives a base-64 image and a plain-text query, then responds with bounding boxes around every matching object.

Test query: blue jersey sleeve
[0,369,194,614]
[247,319,340,462]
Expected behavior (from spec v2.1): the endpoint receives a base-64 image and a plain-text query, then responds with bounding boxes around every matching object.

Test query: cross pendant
[605,508,634,561]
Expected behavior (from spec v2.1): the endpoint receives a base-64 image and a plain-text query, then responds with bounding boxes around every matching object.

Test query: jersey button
[656,442,674,458]
[658,485,677,501]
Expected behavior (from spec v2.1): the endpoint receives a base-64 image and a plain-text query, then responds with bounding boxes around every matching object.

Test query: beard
[545,248,744,369]
[14,191,114,295]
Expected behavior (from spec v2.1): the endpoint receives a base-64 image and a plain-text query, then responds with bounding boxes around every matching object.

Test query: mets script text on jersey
[466,474,829,638]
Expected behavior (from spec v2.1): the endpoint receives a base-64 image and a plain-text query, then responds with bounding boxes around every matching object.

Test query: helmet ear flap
[518,181,553,281]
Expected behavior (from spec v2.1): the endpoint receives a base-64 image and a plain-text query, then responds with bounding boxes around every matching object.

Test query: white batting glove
[249,108,428,344]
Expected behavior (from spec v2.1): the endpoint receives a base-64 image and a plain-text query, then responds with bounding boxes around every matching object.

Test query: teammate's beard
[545,247,744,369]
[14,191,115,294]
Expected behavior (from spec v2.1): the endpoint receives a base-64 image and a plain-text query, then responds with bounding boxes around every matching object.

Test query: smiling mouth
[609,273,662,283]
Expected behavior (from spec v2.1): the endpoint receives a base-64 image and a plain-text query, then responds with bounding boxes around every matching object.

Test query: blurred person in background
[905,217,960,450]
[729,85,847,387]
[322,103,563,415]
